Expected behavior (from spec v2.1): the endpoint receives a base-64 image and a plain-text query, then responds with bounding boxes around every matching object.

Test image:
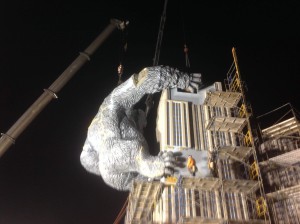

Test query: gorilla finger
[164,156,175,163]
[191,77,201,83]
[185,86,194,93]
[162,151,173,159]
[173,152,183,157]
[164,167,174,176]
[191,73,201,78]
[164,161,175,168]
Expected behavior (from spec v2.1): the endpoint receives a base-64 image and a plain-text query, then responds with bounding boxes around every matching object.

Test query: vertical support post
[198,105,205,150]
[180,102,186,148]
[204,105,213,152]
[235,193,243,220]
[159,192,163,223]
[241,193,249,220]
[169,102,174,146]
[192,105,198,150]
[215,190,222,218]
[222,191,229,220]
[284,199,291,224]
[162,187,169,223]
[292,197,300,223]
[191,189,196,217]
[171,186,176,223]
[185,188,191,217]
[185,102,191,148]
[199,190,204,217]
[229,160,235,179]
[206,191,212,218]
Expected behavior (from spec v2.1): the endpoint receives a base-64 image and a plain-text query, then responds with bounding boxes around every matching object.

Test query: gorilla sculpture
[80,66,201,191]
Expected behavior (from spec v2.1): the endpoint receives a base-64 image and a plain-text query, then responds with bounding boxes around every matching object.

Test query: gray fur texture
[80,66,200,191]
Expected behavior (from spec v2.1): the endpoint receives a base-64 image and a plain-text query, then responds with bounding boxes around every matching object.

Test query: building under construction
[124,49,274,223]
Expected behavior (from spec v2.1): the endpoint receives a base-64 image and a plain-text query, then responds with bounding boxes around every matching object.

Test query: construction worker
[187,155,197,176]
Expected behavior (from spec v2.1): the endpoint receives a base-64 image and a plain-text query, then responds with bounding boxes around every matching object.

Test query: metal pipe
[0,19,125,158]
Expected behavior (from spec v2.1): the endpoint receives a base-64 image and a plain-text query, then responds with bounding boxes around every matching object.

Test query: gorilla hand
[185,73,202,93]
[137,150,175,178]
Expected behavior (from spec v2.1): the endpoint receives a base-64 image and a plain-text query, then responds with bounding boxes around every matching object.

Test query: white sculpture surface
[80,66,201,191]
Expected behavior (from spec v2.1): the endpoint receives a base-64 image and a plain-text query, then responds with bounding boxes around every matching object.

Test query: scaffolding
[204,47,269,222]
[257,103,300,224]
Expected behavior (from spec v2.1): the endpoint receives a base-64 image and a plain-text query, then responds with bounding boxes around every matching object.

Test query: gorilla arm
[81,66,202,191]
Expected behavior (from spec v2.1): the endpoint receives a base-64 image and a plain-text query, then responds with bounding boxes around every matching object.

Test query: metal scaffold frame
[256,103,300,223]
[203,47,270,221]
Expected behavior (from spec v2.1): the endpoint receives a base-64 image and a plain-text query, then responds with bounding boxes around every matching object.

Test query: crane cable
[145,0,168,117]
[113,196,129,224]
[117,21,129,85]
[180,0,190,69]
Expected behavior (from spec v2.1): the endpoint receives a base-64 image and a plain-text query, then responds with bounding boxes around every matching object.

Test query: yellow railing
[256,196,267,218]
[239,103,246,118]
[250,161,259,180]
[243,130,252,147]
[228,74,242,92]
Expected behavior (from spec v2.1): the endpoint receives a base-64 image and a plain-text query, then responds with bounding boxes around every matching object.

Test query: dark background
[0,1,299,223]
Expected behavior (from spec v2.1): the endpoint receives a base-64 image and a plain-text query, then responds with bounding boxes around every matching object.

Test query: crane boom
[0,19,126,158]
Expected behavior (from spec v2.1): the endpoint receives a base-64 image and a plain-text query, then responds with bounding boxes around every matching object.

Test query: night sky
[0,1,299,223]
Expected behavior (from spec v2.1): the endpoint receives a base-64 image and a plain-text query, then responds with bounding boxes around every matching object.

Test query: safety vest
[187,157,195,169]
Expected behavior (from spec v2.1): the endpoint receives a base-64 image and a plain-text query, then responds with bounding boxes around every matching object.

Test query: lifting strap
[117,21,129,85]
[113,196,128,224]
[184,44,190,68]
[180,1,191,70]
